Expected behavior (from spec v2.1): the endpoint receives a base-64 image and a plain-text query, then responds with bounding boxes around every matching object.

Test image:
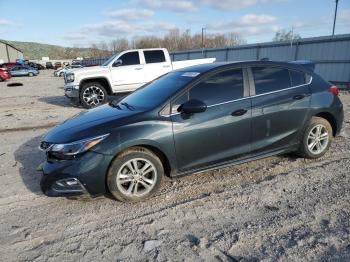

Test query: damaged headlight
[46,134,109,160]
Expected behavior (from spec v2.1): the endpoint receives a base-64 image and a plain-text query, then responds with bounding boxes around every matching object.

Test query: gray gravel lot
[0,70,349,261]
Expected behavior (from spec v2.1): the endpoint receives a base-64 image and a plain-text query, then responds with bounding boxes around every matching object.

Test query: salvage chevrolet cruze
[40,61,343,202]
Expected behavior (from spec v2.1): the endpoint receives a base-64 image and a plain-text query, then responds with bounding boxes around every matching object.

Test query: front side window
[144,50,166,64]
[190,69,244,105]
[118,51,140,66]
[252,67,290,95]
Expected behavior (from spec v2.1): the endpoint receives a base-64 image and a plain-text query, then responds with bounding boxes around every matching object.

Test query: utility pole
[332,0,339,36]
[201,27,206,57]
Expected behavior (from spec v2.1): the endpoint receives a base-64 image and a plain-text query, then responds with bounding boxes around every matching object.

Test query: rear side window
[144,50,166,64]
[289,70,306,86]
[189,69,244,106]
[252,67,290,95]
[119,51,140,66]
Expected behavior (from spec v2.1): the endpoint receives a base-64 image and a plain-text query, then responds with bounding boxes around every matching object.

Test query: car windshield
[114,71,199,110]
[102,54,119,66]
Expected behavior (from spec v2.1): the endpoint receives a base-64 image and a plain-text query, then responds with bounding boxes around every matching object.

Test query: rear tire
[28,72,34,77]
[107,147,164,202]
[298,117,333,159]
[79,82,107,109]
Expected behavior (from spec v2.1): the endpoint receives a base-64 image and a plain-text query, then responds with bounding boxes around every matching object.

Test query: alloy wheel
[307,124,329,155]
[82,86,105,107]
[116,158,157,197]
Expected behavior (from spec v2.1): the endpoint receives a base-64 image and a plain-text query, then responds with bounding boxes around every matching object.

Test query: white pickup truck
[64,48,216,108]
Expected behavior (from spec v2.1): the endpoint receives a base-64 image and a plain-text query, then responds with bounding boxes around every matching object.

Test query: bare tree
[273,29,301,42]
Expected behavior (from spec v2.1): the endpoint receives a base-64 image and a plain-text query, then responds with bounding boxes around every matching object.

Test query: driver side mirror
[178,99,207,114]
[113,59,123,67]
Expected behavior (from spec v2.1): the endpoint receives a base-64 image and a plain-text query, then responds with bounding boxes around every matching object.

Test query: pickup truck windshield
[102,54,118,66]
[116,71,198,110]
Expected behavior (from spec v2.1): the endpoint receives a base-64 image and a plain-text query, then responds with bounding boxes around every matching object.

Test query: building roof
[0,40,22,53]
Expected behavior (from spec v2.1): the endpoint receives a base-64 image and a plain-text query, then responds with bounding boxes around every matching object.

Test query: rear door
[110,51,144,91]
[250,66,311,154]
[142,50,172,83]
[171,67,252,172]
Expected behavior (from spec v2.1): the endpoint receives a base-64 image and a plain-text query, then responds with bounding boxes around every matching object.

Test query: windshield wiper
[121,102,135,111]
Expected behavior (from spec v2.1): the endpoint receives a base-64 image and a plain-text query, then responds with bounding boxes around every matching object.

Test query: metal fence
[171,34,350,84]
[82,34,350,84]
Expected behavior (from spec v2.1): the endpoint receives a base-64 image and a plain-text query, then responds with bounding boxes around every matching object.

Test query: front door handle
[293,94,306,100]
[231,109,247,116]
[135,67,143,70]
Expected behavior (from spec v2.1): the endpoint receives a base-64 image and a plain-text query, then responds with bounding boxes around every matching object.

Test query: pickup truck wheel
[107,147,163,202]
[80,82,107,109]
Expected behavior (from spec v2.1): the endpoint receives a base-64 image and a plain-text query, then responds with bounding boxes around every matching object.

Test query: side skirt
[173,145,298,178]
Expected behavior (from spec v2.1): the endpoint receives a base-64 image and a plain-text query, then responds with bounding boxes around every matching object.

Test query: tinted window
[144,50,166,64]
[289,70,306,86]
[253,67,290,95]
[118,72,196,110]
[119,52,140,66]
[189,69,244,106]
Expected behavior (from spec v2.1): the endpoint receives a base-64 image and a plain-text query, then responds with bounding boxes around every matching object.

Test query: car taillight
[328,85,339,96]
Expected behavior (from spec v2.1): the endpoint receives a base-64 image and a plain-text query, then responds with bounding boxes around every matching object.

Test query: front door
[110,51,144,92]
[171,68,252,172]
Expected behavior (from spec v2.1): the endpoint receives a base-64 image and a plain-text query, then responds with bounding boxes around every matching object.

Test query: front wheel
[28,72,34,77]
[298,117,333,159]
[107,147,164,202]
[79,82,107,109]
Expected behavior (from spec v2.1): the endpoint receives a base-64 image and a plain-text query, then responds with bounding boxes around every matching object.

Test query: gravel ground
[0,70,349,261]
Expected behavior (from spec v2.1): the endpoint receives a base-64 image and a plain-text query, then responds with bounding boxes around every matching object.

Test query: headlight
[66,73,75,83]
[48,134,109,160]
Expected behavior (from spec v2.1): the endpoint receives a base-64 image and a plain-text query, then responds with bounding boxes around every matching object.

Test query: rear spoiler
[289,60,315,72]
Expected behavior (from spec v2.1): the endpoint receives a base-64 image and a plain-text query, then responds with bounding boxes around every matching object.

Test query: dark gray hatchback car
[40,61,343,202]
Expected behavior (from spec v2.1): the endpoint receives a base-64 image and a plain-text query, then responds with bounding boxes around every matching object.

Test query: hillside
[1,40,102,60]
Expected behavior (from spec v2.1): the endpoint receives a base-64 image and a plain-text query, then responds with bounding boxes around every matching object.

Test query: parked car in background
[46,62,54,69]
[28,62,45,70]
[54,62,62,70]
[9,65,39,77]
[0,63,17,70]
[0,68,11,81]
[64,48,216,108]
[40,60,343,202]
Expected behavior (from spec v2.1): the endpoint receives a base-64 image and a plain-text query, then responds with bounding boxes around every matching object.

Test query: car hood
[66,66,108,76]
[43,104,140,143]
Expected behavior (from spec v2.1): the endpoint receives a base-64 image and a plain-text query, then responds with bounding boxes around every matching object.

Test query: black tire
[79,82,108,109]
[107,147,164,202]
[298,116,333,159]
[59,72,64,77]
[28,72,34,77]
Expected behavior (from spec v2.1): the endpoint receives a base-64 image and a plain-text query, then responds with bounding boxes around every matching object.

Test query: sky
[0,0,349,47]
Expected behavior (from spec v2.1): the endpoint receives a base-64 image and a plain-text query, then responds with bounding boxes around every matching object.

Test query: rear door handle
[231,109,247,116]
[293,94,306,100]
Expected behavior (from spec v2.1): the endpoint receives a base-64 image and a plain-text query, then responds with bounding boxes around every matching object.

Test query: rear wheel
[298,117,333,159]
[107,147,163,202]
[79,82,107,109]
[28,72,34,77]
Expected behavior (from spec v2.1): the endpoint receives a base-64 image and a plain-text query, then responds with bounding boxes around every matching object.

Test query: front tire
[79,82,107,109]
[107,147,164,202]
[298,117,333,159]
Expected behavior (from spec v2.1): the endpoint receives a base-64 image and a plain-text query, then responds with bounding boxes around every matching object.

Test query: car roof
[175,60,313,74]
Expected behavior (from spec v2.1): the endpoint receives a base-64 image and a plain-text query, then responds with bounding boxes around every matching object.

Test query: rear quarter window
[252,67,290,95]
[289,70,306,86]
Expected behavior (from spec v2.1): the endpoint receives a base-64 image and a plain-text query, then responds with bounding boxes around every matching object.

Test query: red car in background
[0,63,17,70]
[0,68,11,81]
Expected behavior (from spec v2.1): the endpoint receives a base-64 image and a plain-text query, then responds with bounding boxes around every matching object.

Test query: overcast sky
[0,0,349,47]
